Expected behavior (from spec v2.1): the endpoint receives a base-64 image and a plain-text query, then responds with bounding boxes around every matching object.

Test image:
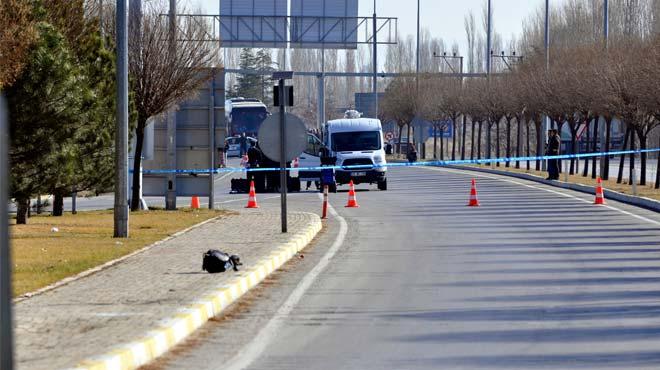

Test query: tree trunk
[52,188,66,216]
[461,115,467,160]
[535,120,542,171]
[582,119,590,177]
[655,133,659,189]
[629,131,635,184]
[516,117,522,169]
[568,120,578,175]
[591,118,599,179]
[506,117,512,168]
[451,115,457,161]
[16,198,29,225]
[637,128,647,185]
[397,125,404,155]
[604,118,612,180]
[131,122,146,211]
[440,127,445,160]
[617,125,631,184]
[433,123,437,159]
[526,119,531,170]
[406,123,412,155]
[477,121,483,161]
[487,122,492,164]
[495,120,500,167]
[470,119,476,160]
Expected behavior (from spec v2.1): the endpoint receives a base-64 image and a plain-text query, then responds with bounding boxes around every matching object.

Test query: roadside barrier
[594,177,606,205]
[190,196,200,209]
[322,185,329,219]
[345,180,359,208]
[245,181,259,208]
[141,148,660,175]
[468,179,480,207]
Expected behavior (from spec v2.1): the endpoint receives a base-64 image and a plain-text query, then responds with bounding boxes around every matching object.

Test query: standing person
[407,144,418,164]
[247,142,265,191]
[546,129,560,180]
[239,132,248,157]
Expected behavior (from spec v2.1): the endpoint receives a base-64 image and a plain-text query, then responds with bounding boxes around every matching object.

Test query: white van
[324,111,387,190]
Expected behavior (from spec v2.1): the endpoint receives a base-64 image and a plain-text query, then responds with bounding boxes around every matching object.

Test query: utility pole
[372,0,378,119]
[114,0,129,238]
[599,0,609,179]
[0,96,14,370]
[486,0,492,75]
[542,0,550,172]
[416,0,420,155]
[166,0,177,210]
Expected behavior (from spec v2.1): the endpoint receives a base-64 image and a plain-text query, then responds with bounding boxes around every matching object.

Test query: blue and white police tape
[141,148,660,175]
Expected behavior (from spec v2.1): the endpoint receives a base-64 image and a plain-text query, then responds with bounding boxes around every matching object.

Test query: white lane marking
[215,168,236,182]
[222,196,348,370]
[425,167,660,227]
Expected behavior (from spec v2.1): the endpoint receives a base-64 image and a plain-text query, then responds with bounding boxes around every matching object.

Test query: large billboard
[290,0,359,49]
[220,0,287,48]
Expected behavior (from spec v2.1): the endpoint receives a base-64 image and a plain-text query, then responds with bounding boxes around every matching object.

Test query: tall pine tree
[233,48,261,99]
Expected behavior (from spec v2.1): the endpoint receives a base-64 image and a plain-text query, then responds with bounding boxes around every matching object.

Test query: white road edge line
[426,167,660,227]
[222,195,348,370]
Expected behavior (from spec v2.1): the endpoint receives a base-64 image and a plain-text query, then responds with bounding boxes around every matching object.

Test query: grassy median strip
[10,209,230,297]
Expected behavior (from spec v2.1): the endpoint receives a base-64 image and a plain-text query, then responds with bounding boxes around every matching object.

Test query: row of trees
[1,0,218,223]
[2,0,116,223]
[382,37,660,188]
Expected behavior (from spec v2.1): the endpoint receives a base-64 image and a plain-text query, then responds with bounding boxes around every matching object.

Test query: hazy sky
[191,0,544,52]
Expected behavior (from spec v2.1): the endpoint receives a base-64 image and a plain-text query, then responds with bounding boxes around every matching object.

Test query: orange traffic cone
[191,196,200,209]
[345,180,359,208]
[594,177,606,205]
[245,180,259,208]
[467,179,480,207]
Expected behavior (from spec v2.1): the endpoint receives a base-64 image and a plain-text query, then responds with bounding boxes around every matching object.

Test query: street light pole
[372,0,378,119]
[114,0,129,238]
[600,0,609,179]
[0,96,14,370]
[542,0,550,172]
[486,0,492,75]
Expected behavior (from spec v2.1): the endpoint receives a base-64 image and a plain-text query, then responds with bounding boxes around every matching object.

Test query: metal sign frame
[168,14,398,46]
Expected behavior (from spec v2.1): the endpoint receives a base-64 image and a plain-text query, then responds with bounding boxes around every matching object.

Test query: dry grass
[10,209,230,297]
[467,164,660,201]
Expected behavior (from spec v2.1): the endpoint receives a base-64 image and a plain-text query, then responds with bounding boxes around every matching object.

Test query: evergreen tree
[6,22,84,224]
[41,0,117,215]
[255,48,275,106]
[233,48,261,99]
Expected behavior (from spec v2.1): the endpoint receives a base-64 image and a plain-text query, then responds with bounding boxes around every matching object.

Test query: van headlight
[374,155,384,164]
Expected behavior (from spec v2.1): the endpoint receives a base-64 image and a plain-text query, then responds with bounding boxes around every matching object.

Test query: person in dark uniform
[246,142,264,191]
[546,129,560,180]
[239,132,248,157]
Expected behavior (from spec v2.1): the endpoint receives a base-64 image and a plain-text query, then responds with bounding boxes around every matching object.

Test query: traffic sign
[258,112,307,162]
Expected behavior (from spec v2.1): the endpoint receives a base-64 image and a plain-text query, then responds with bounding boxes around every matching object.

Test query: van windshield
[331,131,381,152]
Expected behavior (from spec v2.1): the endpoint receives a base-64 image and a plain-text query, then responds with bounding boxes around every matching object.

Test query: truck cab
[323,111,387,191]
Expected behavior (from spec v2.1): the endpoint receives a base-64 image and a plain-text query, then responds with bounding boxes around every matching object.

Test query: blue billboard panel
[290,0,359,49]
[428,121,453,138]
[220,0,287,48]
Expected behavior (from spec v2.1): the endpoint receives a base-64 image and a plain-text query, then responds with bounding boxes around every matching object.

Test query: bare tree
[112,2,219,210]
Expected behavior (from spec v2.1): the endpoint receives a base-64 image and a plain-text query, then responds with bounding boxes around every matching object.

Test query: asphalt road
[137,164,660,370]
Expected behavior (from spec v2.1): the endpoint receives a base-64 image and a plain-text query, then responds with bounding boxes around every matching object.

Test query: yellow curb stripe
[70,215,322,370]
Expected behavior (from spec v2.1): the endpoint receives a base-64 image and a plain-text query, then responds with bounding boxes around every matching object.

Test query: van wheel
[377,179,387,191]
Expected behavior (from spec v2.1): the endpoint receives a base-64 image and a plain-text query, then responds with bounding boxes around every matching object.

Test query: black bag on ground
[230,178,250,193]
[202,250,242,273]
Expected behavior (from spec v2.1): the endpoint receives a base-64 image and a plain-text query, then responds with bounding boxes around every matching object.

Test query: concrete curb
[449,165,660,213]
[14,214,230,303]
[67,213,323,370]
